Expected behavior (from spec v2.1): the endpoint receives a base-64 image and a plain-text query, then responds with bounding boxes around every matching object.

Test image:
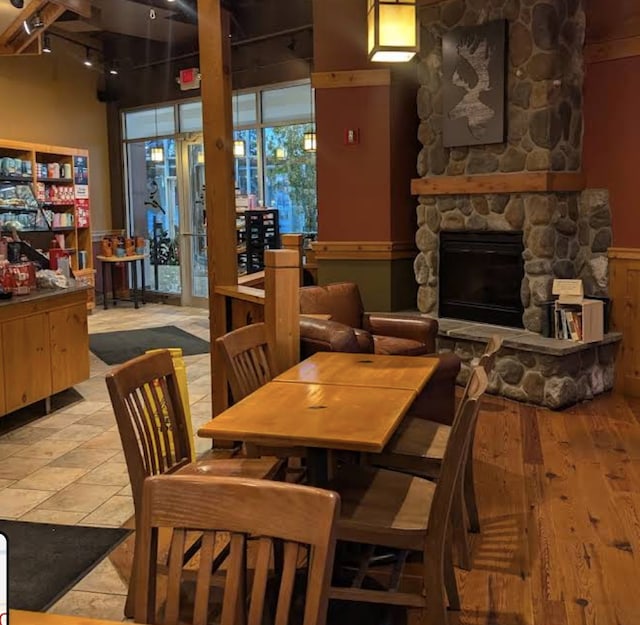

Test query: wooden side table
[96,254,146,310]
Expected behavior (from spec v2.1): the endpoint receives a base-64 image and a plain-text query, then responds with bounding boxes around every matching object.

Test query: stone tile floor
[0,302,213,621]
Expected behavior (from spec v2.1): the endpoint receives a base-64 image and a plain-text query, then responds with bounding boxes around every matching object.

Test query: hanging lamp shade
[275,147,287,160]
[233,140,246,158]
[367,0,418,63]
[150,146,164,162]
[303,131,317,152]
[197,150,205,164]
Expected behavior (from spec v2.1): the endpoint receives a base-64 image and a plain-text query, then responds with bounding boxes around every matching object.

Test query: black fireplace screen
[439,230,525,328]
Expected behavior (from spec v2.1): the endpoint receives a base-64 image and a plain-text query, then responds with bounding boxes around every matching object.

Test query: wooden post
[265,249,301,373]
[281,233,304,286]
[197,0,237,417]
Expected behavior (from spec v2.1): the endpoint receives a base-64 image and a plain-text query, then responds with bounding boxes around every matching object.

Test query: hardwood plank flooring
[452,392,640,625]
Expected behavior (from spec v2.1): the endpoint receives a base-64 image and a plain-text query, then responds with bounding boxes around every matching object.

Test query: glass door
[179,139,208,307]
[126,138,181,295]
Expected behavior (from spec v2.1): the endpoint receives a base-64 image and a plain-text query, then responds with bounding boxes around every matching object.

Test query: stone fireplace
[439,230,524,327]
[412,0,621,408]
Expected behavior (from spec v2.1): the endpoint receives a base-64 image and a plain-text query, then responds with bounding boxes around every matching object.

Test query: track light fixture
[10,0,25,9]
[23,13,44,35]
[83,47,92,67]
[108,62,118,76]
[42,34,52,53]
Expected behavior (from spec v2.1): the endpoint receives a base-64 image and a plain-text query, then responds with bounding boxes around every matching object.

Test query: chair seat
[175,457,284,481]
[387,417,450,459]
[373,335,429,356]
[328,465,435,551]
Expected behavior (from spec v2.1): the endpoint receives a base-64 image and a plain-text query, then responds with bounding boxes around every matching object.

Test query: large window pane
[126,138,181,294]
[179,101,203,133]
[124,106,176,140]
[263,124,317,235]
[233,129,259,197]
[232,93,258,127]
[261,84,312,124]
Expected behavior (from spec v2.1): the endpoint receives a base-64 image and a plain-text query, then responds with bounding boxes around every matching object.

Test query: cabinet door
[49,303,90,394]
[3,314,51,413]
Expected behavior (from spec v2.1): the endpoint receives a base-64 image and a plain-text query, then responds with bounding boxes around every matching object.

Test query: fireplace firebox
[439,231,525,328]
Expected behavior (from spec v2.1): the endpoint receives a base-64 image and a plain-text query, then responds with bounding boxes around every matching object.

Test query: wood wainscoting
[609,247,640,395]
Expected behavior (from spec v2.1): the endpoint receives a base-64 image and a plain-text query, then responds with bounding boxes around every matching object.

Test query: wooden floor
[452,391,640,625]
[108,390,640,625]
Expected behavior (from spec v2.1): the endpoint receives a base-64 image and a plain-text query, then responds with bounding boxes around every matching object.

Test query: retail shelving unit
[0,139,95,310]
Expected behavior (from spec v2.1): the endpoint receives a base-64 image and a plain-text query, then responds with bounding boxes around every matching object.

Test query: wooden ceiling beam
[0,0,48,49]
[53,0,91,19]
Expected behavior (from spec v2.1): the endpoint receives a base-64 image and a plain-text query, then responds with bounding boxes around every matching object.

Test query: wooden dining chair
[215,322,277,403]
[216,323,307,471]
[106,350,283,618]
[371,335,503,550]
[326,366,489,625]
[135,474,339,625]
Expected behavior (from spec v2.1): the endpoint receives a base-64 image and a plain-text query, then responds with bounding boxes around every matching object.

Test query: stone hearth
[431,317,621,409]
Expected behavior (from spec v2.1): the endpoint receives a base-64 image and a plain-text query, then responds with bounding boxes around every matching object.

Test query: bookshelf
[552,279,604,343]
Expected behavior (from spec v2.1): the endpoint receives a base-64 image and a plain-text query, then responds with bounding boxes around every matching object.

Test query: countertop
[0,282,89,308]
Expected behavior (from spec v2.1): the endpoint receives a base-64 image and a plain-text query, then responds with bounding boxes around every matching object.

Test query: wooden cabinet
[3,314,52,414]
[0,288,89,418]
[49,302,90,394]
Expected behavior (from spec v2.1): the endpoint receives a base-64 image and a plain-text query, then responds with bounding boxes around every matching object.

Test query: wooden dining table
[10,610,147,625]
[198,353,439,484]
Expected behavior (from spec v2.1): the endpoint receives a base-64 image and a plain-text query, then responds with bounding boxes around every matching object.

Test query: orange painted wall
[313,0,418,243]
[316,87,392,241]
[583,58,640,248]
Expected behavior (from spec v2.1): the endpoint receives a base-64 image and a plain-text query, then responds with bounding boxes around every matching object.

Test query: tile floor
[0,302,214,621]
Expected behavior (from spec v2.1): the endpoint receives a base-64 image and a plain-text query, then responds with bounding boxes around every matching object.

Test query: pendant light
[367,0,418,63]
[232,93,246,158]
[303,84,317,153]
[150,108,164,163]
[275,147,287,160]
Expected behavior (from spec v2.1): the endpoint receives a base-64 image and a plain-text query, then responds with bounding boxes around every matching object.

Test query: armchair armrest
[299,316,364,358]
[362,314,438,351]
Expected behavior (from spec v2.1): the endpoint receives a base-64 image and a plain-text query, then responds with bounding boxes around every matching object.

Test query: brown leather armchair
[299,282,462,424]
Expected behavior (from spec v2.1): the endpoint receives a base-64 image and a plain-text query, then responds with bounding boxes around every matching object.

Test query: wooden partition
[609,248,640,396]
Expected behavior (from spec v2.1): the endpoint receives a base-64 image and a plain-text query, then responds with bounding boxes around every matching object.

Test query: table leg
[132,261,139,309]
[102,262,108,310]
[306,448,329,487]
[111,264,117,306]
[140,259,146,305]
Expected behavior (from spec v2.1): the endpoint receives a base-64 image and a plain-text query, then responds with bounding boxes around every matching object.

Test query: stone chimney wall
[413,0,611,333]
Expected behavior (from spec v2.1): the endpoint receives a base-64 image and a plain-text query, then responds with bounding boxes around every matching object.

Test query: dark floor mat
[89,325,210,365]
[0,520,130,611]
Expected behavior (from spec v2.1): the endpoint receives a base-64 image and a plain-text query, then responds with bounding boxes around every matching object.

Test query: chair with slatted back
[134,474,339,625]
[368,335,502,573]
[327,366,488,625]
[106,350,283,618]
[216,323,307,468]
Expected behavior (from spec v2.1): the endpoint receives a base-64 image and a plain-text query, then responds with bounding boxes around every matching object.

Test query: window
[179,101,203,133]
[123,106,176,140]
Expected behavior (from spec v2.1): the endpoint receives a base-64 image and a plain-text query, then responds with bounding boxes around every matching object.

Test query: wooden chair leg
[451,489,471,571]
[464,429,481,534]
[124,530,142,618]
[444,537,460,611]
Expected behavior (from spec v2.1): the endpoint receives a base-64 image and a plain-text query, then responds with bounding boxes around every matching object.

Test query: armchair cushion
[373,335,429,356]
[364,313,438,352]
[299,282,364,329]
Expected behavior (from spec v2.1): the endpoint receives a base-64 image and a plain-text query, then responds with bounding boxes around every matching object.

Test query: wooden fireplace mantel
[411,171,586,196]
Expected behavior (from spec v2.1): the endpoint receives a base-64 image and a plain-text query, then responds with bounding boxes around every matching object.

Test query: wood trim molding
[311,70,391,89]
[312,241,417,261]
[585,36,640,64]
[411,171,586,196]
[608,247,640,261]
[214,285,265,305]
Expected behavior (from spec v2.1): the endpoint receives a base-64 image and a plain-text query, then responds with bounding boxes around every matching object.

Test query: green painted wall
[317,258,417,312]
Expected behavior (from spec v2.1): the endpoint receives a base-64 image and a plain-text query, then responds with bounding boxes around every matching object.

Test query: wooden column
[265,249,301,373]
[281,233,304,285]
[197,0,237,416]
